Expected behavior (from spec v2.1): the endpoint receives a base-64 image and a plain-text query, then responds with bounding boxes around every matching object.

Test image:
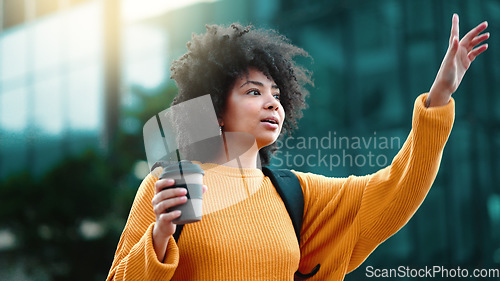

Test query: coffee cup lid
[160,160,205,177]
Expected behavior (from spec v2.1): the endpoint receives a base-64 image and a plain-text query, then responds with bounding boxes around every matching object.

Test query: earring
[219,121,224,135]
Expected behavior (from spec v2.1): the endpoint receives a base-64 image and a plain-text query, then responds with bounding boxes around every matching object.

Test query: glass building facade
[0,0,104,177]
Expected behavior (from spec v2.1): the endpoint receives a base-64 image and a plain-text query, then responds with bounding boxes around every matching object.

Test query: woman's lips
[261,120,279,130]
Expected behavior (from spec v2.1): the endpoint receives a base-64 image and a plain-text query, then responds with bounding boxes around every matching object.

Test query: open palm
[428,14,489,107]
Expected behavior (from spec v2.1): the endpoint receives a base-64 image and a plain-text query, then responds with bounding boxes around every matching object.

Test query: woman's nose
[264,93,279,110]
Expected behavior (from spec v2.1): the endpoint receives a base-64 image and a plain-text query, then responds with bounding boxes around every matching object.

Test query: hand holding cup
[151,168,207,262]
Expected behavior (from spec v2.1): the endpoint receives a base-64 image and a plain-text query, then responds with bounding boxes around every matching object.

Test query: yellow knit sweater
[107,93,455,280]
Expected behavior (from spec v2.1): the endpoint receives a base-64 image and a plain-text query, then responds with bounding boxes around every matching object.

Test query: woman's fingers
[153,195,187,215]
[158,211,182,223]
[153,180,207,205]
[468,44,489,62]
[461,21,488,48]
[449,14,488,54]
[469,32,490,51]
[155,178,175,193]
[152,179,207,217]
[449,36,459,56]
[449,14,459,46]
[152,186,187,206]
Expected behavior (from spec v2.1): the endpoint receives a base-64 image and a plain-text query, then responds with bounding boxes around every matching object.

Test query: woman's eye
[273,93,281,100]
[247,89,260,96]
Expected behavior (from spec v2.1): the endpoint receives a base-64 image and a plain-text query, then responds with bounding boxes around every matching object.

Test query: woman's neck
[221,148,259,169]
[213,133,261,169]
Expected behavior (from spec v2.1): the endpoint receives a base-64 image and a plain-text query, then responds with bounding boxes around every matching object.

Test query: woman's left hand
[428,13,489,107]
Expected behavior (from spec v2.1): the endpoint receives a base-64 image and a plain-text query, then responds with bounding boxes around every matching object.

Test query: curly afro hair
[170,23,313,165]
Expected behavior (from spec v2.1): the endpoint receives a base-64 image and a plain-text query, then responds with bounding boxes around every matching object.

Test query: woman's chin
[257,137,280,149]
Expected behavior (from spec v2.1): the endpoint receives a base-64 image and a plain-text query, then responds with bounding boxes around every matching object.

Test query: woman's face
[220,68,285,149]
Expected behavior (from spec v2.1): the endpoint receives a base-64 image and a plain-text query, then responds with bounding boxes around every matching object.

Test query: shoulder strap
[173,224,184,242]
[261,167,303,244]
[262,167,320,280]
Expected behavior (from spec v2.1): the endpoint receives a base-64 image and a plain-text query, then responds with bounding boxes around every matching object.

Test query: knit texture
[107,93,455,280]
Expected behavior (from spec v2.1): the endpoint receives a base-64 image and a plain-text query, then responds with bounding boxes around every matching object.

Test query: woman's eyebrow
[240,80,280,90]
[240,80,263,88]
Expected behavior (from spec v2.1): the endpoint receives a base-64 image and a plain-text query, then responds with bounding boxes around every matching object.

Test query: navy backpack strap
[262,166,320,279]
[261,167,304,243]
[173,224,184,242]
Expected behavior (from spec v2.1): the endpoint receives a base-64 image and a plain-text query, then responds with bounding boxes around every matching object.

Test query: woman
[107,14,489,280]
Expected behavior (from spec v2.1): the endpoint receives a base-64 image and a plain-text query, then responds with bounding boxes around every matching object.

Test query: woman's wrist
[152,225,170,262]
[427,85,452,107]
[425,94,451,108]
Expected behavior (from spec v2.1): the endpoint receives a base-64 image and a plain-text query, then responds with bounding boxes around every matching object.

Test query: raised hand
[428,14,489,107]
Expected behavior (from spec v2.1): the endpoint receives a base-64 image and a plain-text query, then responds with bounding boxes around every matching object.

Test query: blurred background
[0,0,499,280]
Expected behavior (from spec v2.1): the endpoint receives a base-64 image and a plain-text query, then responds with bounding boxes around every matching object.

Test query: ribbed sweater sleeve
[106,174,179,280]
[293,93,455,279]
[351,93,455,268]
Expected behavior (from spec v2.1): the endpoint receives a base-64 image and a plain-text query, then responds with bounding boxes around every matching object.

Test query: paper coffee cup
[159,160,205,224]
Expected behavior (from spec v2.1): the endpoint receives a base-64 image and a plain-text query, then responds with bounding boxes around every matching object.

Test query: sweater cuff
[145,223,179,278]
[413,93,455,140]
[415,93,455,121]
